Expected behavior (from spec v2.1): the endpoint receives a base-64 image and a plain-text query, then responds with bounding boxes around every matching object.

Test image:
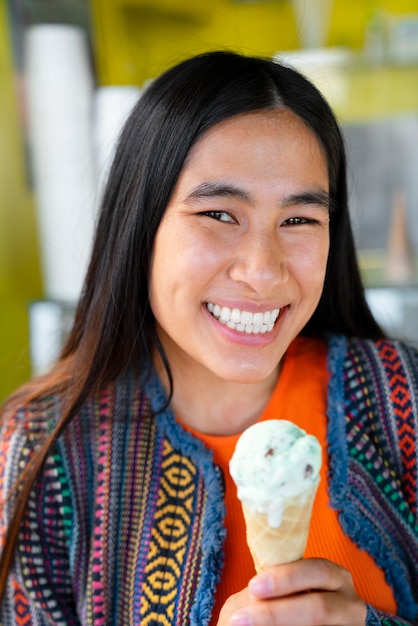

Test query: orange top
[182,337,397,623]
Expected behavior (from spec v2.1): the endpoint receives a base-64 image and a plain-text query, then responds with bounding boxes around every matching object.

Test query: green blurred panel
[0,299,32,402]
[0,1,43,402]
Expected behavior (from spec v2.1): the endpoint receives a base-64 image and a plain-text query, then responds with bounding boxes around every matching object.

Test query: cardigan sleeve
[367,605,418,626]
[368,340,418,626]
[328,336,418,625]
[0,405,81,625]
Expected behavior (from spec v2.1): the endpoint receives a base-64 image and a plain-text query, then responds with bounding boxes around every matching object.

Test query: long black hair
[67,50,384,388]
[0,50,384,592]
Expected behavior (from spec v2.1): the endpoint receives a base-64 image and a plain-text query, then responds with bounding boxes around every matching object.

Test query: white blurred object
[365,288,403,334]
[25,24,96,303]
[93,86,141,201]
[385,190,415,285]
[366,288,418,345]
[387,13,418,65]
[290,0,334,49]
[364,10,387,65]
[29,301,75,375]
[274,47,351,110]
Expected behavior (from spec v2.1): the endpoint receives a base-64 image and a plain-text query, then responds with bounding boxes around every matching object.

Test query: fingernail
[230,611,253,626]
[249,574,273,596]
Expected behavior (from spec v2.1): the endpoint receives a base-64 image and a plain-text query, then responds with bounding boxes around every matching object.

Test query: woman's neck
[153,352,281,436]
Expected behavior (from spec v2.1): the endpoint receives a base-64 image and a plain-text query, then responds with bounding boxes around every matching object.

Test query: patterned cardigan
[0,335,417,625]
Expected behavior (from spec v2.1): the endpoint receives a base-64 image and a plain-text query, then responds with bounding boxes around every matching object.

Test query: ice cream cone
[242,485,317,573]
[230,419,321,574]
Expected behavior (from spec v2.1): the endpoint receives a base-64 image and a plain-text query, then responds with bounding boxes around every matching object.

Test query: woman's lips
[206,302,281,335]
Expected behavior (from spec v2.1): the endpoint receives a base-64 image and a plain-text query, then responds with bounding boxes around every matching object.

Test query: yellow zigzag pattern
[140,440,197,624]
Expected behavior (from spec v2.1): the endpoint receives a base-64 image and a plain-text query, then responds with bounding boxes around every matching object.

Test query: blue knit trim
[367,604,383,626]
[144,372,226,626]
[326,334,349,509]
[327,336,417,622]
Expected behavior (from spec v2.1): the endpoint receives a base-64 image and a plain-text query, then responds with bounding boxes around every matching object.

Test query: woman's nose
[228,232,288,291]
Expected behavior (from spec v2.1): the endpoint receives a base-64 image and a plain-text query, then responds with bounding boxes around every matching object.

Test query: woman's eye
[283,217,319,226]
[200,210,235,223]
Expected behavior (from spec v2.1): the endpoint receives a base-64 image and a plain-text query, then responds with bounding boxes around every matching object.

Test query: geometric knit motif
[11,579,31,626]
[17,448,75,624]
[341,337,418,622]
[139,439,202,624]
[1,400,76,626]
[0,376,221,626]
[78,385,210,625]
[2,339,418,625]
[376,341,417,513]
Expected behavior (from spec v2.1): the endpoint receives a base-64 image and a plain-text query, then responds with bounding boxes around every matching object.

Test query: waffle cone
[242,486,317,573]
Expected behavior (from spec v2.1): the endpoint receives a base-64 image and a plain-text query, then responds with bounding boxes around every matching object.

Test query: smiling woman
[0,51,417,626]
[149,110,330,430]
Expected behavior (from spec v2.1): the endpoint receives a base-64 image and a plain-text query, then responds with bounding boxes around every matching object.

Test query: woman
[0,50,417,625]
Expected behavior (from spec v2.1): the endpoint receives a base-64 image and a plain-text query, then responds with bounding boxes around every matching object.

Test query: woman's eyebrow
[184,182,330,211]
[281,190,330,210]
[184,181,252,203]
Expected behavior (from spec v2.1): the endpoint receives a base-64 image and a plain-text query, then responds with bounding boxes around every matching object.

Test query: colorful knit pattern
[139,439,202,623]
[1,338,418,625]
[328,336,418,623]
[377,341,417,512]
[12,579,31,626]
[0,374,225,625]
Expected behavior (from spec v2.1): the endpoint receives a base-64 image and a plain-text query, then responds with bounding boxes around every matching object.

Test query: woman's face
[149,109,330,386]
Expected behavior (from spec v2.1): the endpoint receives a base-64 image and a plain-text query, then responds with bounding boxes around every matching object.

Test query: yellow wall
[91,0,418,86]
[0,2,43,401]
[331,0,418,48]
[91,0,296,85]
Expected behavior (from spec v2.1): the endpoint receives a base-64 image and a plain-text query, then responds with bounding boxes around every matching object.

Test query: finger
[231,589,367,626]
[218,588,252,625]
[249,558,355,599]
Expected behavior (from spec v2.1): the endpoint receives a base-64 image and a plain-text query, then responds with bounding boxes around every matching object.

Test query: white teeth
[207,303,281,334]
[231,308,241,324]
[220,307,231,322]
[263,311,272,325]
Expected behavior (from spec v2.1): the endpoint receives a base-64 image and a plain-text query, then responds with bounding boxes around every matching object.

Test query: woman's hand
[217,558,367,626]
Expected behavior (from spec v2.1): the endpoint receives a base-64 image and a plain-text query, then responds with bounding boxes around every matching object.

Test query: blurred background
[1,0,418,401]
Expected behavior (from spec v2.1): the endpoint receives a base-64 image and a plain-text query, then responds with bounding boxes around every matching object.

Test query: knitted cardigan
[0,335,417,625]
